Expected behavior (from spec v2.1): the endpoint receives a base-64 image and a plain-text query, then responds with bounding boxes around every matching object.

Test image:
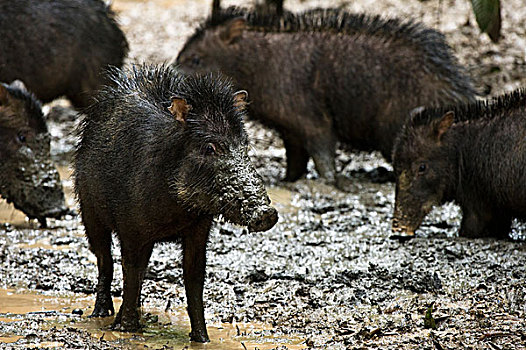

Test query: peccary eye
[205,143,216,155]
[418,163,427,174]
[192,56,200,66]
[17,133,26,143]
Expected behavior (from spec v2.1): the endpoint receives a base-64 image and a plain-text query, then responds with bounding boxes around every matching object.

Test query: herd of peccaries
[0,0,524,343]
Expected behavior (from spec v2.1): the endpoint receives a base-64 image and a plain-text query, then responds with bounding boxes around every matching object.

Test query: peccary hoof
[90,298,115,318]
[111,317,143,332]
[37,218,48,228]
[189,330,210,343]
[89,306,114,318]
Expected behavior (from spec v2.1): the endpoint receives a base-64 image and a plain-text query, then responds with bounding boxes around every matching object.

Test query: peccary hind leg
[307,135,337,183]
[84,209,115,318]
[113,241,154,331]
[183,220,212,343]
[283,136,309,182]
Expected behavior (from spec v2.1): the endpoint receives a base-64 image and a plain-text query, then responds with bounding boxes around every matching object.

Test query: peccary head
[0,81,67,225]
[391,111,457,235]
[176,14,248,78]
[167,74,277,232]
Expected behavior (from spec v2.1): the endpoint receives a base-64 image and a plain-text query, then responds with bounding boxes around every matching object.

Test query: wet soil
[1,0,526,349]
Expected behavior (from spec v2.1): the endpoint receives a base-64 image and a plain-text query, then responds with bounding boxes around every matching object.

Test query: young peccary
[176,7,476,183]
[74,65,278,342]
[0,81,67,226]
[392,89,526,238]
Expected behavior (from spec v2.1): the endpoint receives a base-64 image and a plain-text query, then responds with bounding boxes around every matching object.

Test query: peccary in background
[177,7,476,183]
[0,0,128,109]
[392,90,526,238]
[74,65,278,342]
[0,81,67,226]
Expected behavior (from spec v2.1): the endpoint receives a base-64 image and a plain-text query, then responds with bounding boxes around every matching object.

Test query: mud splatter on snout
[1,134,66,225]
[213,148,278,232]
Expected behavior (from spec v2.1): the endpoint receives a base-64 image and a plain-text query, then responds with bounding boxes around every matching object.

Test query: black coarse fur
[0,0,128,109]
[187,6,476,101]
[74,64,275,342]
[81,65,246,141]
[75,64,249,221]
[393,89,526,238]
[410,88,526,127]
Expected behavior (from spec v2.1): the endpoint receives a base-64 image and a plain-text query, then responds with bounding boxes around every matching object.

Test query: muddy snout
[248,205,278,232]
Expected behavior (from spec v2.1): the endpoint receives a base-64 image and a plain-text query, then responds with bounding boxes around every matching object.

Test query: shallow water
[0,289,305,349]
[0,164,306,348]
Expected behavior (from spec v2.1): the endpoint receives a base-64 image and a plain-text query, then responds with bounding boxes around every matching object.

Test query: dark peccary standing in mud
[0,0,128,109]
[176,7,476,183]
[74,65,278,342]
[0,81,67,226]
[392,89,526,238]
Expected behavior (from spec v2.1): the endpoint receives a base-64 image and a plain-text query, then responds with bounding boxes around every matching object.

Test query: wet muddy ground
[1,0,526,349]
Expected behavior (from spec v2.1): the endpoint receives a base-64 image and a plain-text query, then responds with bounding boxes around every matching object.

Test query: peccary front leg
[307,137,336,183]
[283,136,309,182]
[182,220,212,343]
[459,206,512,238]
[83,209,115,318]
[302,115,337,183]
[113,241,154,331]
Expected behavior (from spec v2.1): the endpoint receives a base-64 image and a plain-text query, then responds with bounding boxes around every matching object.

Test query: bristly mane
[196,6,448,48]
[79,64,246,141]
[187,6,477,102]
[89,65,243,123]
[410,89,526,127]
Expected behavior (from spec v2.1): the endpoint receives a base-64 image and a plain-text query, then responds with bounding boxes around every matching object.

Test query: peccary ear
[0,84,9,106]
[433,111,455,141]
[233,90,248,110]
[220,17,246,44]
[10,80,28,92]
[168,97,191,123]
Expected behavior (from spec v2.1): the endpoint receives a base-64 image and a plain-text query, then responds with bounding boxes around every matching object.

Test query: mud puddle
[0,289,305,349]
